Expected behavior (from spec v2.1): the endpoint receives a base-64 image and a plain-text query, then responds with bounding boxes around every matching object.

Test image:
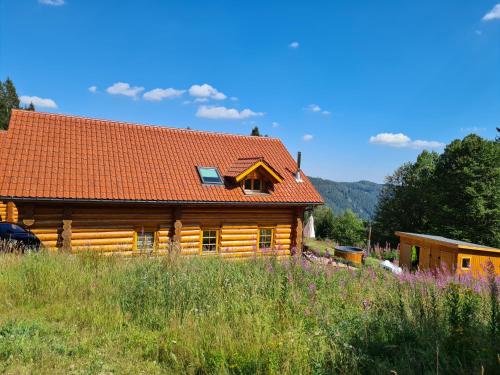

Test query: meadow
[0,252,498,374]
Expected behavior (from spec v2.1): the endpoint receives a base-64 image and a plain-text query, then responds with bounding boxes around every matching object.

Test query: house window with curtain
[259,228,273,250]
[136,231,155,251]
[202,229,219,253]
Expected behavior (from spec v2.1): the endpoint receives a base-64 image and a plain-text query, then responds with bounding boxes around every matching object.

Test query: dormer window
[226,157,283,196]
[197,167,223,185]
[244,178,263,193]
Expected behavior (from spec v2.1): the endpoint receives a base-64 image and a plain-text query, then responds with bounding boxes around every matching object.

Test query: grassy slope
[0,253,497,374]
[309,177,383,220]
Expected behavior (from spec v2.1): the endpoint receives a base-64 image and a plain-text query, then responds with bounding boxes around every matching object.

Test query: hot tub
[334,246,364,265]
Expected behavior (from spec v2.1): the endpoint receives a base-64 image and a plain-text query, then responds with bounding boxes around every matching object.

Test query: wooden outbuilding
[397,232,500,276]
[0,110,323,257]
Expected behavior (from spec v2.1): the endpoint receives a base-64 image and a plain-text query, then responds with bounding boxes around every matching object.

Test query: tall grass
[0,252,498,374]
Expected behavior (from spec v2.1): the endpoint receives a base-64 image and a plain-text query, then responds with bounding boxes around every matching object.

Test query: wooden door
[399,243,412,269]
[429,247,439,270]
[439,251,456,273]
[419,247,431,270]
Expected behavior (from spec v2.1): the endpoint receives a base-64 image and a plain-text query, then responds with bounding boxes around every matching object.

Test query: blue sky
[1,0,499,183]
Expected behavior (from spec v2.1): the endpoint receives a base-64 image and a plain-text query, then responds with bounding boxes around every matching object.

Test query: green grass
[0,252,498,374]
[304,239,335,256]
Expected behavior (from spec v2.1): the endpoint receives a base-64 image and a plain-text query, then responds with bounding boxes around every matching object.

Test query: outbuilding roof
[396,232,500,253]
[0,110,323,205]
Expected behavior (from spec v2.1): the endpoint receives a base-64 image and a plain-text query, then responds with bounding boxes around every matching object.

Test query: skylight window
[197,167,223,185]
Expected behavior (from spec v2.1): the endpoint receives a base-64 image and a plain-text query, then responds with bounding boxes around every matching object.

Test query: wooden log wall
[0,201,19,223]
[71,206,173,253]
[14,203,301,258]
[0,201,6,222]
[21,205,63,249]
[180,206,294,257]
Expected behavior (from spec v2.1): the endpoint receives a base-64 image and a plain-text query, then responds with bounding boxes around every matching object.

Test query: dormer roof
[225,157,283,183]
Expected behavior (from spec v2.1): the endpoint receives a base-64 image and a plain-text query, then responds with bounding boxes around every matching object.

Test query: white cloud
[289,41,300,48]
[194,97,209,103]
[305,104,330,115]
[196,105,263,120]
[272,121,280,128]
[369,132,444,149]
[189,84,226,100]
[106,82,144,98]
[230,96,238,101]
[20,95,57,108]
[475,30,483,35]
[411,140,446,148]
[88,86,97,93]
[39,0,65,5]
[483,4,500,21]
[306,104,321,112]
[303,134,313,141]
[460,126,486,133]
[143,87,185,101]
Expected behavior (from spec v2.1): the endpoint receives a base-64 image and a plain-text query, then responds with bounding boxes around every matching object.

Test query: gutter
[0,196,324,207]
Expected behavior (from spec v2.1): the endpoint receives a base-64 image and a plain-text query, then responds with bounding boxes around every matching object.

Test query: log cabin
[0,110,323,257]
[397,232,500,276]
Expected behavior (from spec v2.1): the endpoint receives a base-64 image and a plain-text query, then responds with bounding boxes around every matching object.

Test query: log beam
[292,207,304,255]
[173,207,182,253]
[6,202,15,223]
[61,207,72,252]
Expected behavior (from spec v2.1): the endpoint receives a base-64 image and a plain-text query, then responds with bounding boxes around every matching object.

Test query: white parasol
[303,215,315,239]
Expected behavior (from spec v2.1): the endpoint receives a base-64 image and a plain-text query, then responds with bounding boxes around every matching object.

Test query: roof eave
[395,231,499,253]
[1,196,323,206]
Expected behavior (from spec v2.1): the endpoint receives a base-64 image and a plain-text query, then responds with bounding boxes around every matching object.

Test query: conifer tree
[250,126,261,136]
[0,77,22,130]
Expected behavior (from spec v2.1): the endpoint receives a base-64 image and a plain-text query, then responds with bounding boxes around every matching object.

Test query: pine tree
[0,81,7,130]
[0,77,21,130]
[26,102,35,111]
[250,126,261,136]
[4,78,20,110]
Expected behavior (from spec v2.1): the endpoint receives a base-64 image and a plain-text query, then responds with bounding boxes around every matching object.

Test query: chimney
[295,151,303,182]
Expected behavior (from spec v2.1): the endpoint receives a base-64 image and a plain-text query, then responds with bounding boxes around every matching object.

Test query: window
[461,257,471,269]
[253,179,261,191]
[202,229,218,253]
[243,178,264,192]
[197,167,223,185]
[259,228,273,250]
[244,179,252,190]
[136,231,155,251]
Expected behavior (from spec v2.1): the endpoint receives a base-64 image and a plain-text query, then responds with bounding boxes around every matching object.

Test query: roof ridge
[11,109,281,141]
[235,156,264,160]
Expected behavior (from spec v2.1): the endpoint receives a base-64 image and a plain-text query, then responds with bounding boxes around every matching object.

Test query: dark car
[0,222,41,252]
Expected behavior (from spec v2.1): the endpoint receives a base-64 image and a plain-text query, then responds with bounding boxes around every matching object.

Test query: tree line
[312,133,499,249]
[0,77,34,130]
[373,133,500,248]
[311,206,366,246]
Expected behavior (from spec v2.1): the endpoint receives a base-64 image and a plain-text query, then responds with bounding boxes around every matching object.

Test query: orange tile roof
[0,110,323,205]
[0,131,5,149]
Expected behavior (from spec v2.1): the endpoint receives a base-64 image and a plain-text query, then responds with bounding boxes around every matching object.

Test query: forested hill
[308,177,383,220]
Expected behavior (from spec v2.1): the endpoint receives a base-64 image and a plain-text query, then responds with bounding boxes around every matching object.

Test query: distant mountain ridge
[308,177,383,220]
